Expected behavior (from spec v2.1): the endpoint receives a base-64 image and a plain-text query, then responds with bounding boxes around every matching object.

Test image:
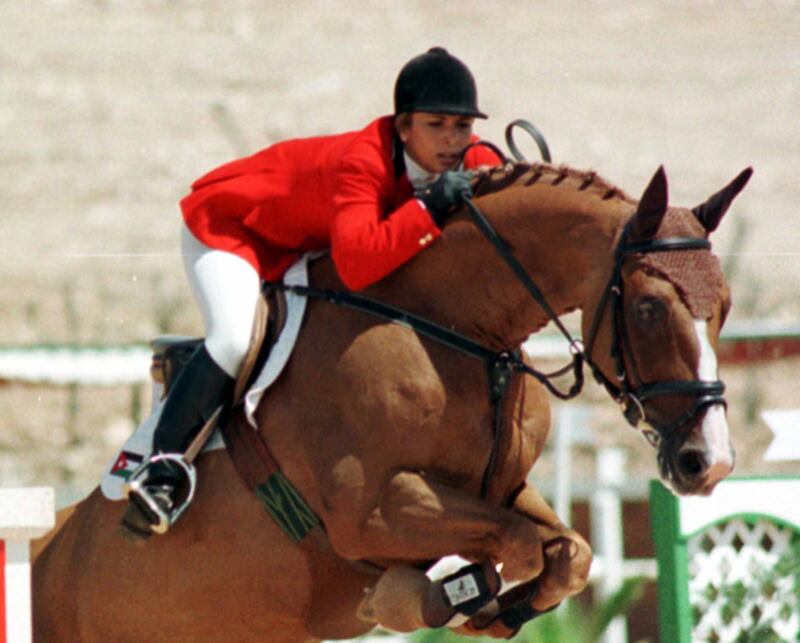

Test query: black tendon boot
[121,345,234,540]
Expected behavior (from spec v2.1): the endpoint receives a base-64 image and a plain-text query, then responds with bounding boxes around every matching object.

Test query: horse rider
[122,47,502,538]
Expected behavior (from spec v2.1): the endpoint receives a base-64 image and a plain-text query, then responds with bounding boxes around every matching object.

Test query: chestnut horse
[32,162,751,642]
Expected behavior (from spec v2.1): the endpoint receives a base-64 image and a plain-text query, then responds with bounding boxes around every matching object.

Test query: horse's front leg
[463,483,592,638]
[329,469,546,581]
[324,470,545,633]
[509,482,592,609]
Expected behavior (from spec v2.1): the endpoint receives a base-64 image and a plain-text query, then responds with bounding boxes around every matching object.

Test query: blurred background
[2,2,799,641]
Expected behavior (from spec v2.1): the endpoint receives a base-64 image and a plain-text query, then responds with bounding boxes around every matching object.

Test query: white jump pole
[591,448,628,643]
[0,488,55,643]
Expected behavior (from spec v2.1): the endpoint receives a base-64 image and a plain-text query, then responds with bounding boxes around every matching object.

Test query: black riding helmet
[394,47,487,119]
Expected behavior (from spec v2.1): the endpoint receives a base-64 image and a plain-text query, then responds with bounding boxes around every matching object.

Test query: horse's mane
[473,161,725,319]
[473,161,636,206]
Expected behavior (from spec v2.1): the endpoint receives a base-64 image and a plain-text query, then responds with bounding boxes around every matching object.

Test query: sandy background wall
[1,1,799,493]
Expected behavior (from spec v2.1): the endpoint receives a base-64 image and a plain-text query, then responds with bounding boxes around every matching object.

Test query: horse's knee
[380,472,546,583]
[320,464,427,561]
[325,525,361,561]
[322,500,368,561]
[364,565,431,632]
[320,455,382,560]
[378,471,434,526]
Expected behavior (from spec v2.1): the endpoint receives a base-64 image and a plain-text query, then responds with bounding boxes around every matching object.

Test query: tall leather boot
[121,344,234,539]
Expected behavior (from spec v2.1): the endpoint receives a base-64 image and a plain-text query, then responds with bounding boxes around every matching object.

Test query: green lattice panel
[651,477,800,643]
[688,518,799,640]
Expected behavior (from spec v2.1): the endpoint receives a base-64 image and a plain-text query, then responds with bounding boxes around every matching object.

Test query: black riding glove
[416,170,473,227]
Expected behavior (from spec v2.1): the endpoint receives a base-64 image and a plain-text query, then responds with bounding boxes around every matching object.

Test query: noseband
[581,221,726,445]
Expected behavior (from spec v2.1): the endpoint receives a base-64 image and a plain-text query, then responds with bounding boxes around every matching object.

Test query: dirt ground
[2,1,799,496]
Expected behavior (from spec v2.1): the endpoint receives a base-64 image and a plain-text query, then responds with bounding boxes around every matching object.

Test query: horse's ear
[630,165,669,241]
[692,167,753,232]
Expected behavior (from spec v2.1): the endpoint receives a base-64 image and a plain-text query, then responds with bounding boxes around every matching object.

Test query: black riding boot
[122,344,234,539]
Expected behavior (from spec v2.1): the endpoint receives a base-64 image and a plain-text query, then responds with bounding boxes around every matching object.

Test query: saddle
[150,284,289,462]
[154,286,288,401]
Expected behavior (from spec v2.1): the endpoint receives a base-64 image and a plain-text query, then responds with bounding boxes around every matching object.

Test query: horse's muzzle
[668,442,735,496]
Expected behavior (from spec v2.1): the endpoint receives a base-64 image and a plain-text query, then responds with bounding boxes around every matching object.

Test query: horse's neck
[373,185,631,349]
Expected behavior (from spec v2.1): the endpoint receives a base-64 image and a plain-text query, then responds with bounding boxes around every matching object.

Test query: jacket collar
[392,132,406,179]
[403,151,439,189]
[392,134,465,186]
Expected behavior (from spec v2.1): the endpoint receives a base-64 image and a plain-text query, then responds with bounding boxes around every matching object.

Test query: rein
[265,125,562,501]
[460,140,727,446]
[271,173,724,499]
[270,129,724,501]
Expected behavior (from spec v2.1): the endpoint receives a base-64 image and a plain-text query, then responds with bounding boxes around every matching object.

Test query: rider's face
[397,112,475,174]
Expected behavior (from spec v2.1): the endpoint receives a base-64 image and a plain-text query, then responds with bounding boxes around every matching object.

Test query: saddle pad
[100,254,313,501]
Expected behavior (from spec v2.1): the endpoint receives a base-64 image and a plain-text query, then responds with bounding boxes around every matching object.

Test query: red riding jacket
[180,116,501,290]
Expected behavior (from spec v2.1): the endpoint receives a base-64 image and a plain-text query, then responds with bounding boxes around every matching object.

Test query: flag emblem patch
[110,451,144,480]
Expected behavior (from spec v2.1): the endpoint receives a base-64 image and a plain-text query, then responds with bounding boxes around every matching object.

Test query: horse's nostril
[677,449,708,478]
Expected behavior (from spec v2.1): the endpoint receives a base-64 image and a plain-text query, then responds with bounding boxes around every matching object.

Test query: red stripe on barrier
[717,336,800,364]
[0,539,6,643]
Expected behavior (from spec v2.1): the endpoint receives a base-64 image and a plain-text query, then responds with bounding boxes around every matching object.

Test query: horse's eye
[633,296,668,328]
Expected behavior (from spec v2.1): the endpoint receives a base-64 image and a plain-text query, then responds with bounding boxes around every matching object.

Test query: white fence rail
[0,345,150,385]
[0,488,55,643]
[1,319,797,386]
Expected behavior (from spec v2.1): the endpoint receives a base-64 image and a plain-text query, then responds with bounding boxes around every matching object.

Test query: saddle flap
[234,284,291,401]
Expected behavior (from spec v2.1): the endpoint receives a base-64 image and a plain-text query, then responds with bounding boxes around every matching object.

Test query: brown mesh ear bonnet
[638,209,725,320]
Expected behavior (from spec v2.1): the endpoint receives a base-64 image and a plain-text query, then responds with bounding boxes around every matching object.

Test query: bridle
[581,219,726,447]
[457,184,726,449]
[463,129,727,447]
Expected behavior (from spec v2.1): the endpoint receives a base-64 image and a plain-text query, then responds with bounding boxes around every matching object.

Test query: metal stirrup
[124,453,197,534]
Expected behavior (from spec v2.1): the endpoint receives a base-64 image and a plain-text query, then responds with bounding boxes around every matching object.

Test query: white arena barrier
[0,488,55,643]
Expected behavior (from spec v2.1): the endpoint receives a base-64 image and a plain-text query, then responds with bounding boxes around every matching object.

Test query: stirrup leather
[123,454,197,534]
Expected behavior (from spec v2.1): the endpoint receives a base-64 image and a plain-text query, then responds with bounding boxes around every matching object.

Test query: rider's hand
[416,170,473,228]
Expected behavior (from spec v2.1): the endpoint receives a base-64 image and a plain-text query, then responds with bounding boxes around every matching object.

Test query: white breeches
[181,223,261,377]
